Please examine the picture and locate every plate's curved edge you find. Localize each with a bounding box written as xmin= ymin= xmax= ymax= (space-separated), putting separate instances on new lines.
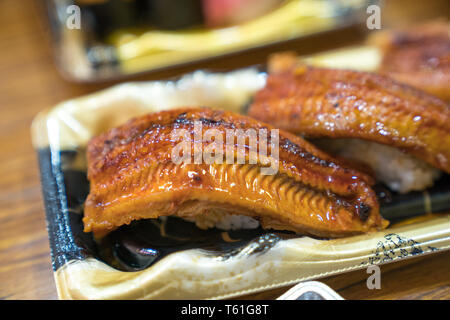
xmin=54 ymin=217 xmax=450 ymax=299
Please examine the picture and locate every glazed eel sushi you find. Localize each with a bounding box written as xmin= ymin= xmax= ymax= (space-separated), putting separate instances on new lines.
xmin=248 ymin=53 xmax=450 ymax=194
xmin=83 ymin=107 xmax=387 ymax=238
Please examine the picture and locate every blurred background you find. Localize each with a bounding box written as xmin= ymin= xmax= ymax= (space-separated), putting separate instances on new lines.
xmin=40 ymin=0 xmax=450 ymax=81
xmin=0 ymin=0 xmax=449 ymax=299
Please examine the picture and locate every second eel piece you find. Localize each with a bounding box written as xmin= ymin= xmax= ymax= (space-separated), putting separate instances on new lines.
xmin=83 ymin=107 xmax=387 ymax=238
xmin=248 ymin=53 xmax=450 ymax=193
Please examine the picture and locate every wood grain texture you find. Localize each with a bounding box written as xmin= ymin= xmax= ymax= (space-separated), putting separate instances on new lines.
xmin=0 ymin=0 xmax=448 ymax=300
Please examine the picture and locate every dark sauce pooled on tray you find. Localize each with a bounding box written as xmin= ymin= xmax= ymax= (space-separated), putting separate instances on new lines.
xmin=58 ymin=150 xmax=450 ymax=272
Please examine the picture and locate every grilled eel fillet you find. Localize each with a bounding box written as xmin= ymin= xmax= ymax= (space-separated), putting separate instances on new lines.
xmin=83 ymin=108 xmax=387 ymax=238
xmin=368 ymin=21 xmax=450 ymax=101
xmin=248 ymin=56 xmax=450 ymax=174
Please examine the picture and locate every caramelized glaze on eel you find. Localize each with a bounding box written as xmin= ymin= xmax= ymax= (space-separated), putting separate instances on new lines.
xmin=84 ymin=108 xmax=387 ymax=238
xmin=248 ymin=56 xmax=450 ymax=174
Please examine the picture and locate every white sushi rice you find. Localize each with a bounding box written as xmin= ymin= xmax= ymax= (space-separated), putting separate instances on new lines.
xmin=315 ymin=139 xmax=442 ymax=194
xmin=213 ymin=214 xmax=260 ymax=230
xmin=186 ymin=211 xmax=260 ymax=230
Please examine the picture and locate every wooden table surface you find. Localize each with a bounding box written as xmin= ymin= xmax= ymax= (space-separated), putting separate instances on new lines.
xmin=0 ymin=0 xmax=449 ymax=300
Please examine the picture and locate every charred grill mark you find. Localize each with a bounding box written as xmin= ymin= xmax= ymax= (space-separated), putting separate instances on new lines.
xmin=327 ymin=192 xmax=371 ymax=222
xmin=174 ymin=112 xmax=189 ymax=125
xmin=357 ymin=203 xmax=372 ymax=222
xmin=198 ymin=117 xmax=229 ymax=127
xmin=280 ymin=138 xmax=338 ymax=169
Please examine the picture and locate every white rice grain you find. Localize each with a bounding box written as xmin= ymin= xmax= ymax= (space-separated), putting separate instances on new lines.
xmin=315 ymin=139 xmax=442 ymax=193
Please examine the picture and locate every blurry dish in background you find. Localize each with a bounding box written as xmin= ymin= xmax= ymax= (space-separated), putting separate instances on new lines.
xmin=203 ymin=0 xmax=286 ymax=28
xmin=44 ymin=0 xmax=375 ymax=81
